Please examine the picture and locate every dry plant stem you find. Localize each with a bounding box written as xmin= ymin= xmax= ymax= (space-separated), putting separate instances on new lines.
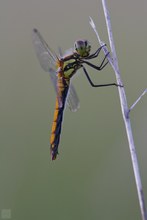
xmin=129 ymin=89 xmax=147 ymax=114
xmin=102 ymin=1 xmax=147 ymax=219
xmin=90 ymin=0 xmax=147 ymax=219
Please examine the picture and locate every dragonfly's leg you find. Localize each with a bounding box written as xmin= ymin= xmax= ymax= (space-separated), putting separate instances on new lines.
xmin=82 ymin=66 xmax=122 ymax=88
xmin=86 ymin=44 xmax=106 ymax=59
xmin=83 ymin=52 xmax=109 ymax=71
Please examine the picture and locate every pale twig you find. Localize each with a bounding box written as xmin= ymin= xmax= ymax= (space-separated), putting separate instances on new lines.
xmin=129 ymin=89 xmax=147 ymax=114
xmin=89 ymin=17 xmax=123 ymax=86
xmin=89 ymin=0 xmax=147 ymax=219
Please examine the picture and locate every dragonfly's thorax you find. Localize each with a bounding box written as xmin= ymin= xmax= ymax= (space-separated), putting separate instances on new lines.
xmin=59 ymin=53 xmax=82 ymax=79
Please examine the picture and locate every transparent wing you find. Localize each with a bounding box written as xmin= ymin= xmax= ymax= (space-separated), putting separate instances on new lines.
xmin=32 ymin=28 xmax=63 ymax=106
xmin=32 ymin=28 xmax=57 ymax=72
xmin=32 ymin=28 xmax=80 ymax=111
xmin=63 ymin=48 xmax=74 ymax=57
xmin=67 ymin=84 xmax=80 ymax=112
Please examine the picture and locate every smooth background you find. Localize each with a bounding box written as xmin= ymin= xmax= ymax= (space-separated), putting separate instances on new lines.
xmin=0 ymin=0 xmax=147 ymax=219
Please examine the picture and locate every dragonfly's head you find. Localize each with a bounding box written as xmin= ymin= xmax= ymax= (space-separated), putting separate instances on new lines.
xmin=74 ymin=40 xmax=91 ymax=57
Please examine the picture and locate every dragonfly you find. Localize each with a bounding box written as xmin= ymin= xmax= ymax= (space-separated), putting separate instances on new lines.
xmin=32 ymin=28 xmax=120 ymax=160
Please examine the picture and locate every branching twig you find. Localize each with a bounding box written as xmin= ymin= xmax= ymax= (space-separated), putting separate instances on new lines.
xmin=129 ymin=89 xmax=147 ymax=114
xmin=90 ymin=0 xmax=147 ymax=219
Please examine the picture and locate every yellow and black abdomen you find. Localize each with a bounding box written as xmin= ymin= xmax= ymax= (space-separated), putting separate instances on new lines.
xmin=50 ymin=76 xmax=69 ymax=160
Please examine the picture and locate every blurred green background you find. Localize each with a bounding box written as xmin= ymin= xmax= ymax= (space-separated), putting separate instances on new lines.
xmin=0 ymin=0 xmax=147 ymax=219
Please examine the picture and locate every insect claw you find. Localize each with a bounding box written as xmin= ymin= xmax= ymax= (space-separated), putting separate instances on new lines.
xmin=117 ymin=84 xmax=124 ymax=87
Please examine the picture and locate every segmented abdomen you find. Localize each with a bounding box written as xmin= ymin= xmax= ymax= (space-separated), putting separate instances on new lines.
xmin=50 ymin=77 xmax=69 ymax=160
